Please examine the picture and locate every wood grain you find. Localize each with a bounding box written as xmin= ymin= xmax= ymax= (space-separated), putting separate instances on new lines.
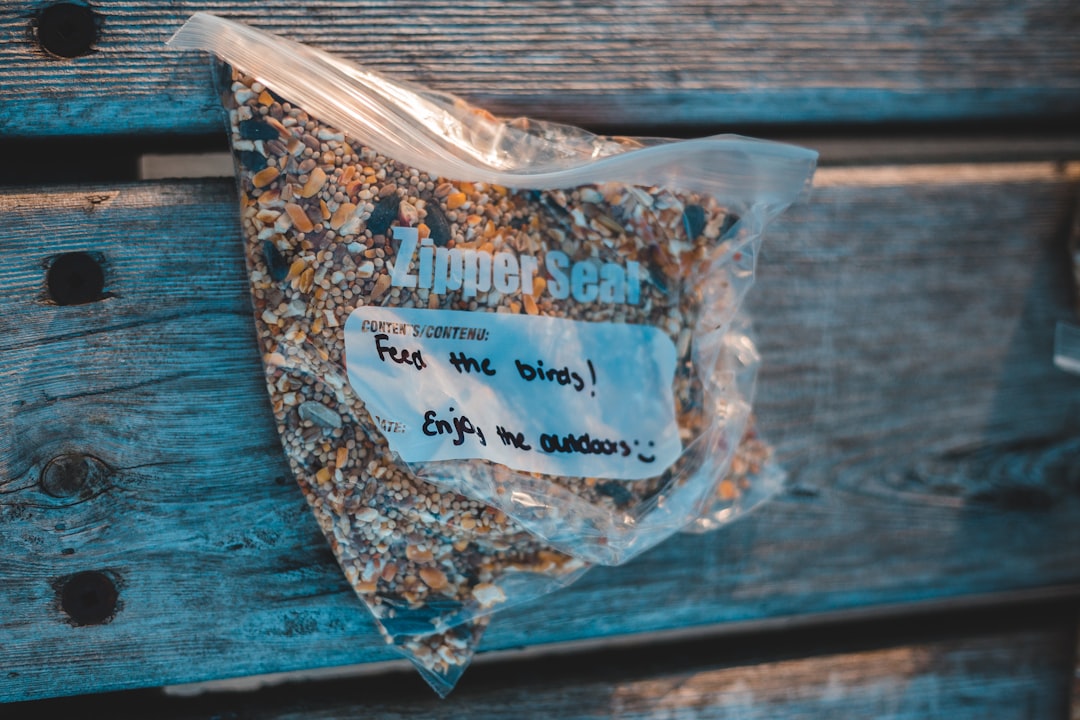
xmin=1 ymin=163 xmax=1079 ymax=702
xmin=1 ymin=0 xmax=1079 ymax=137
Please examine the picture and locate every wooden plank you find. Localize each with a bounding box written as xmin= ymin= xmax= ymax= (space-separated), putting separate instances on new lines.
xmin=1 ymin=162 xmax=1079 ymax=702
xmin=7 ymin=606 xmax=1077 ymax=718
xmin=2 ymin=0 xmax=1080 ymax=137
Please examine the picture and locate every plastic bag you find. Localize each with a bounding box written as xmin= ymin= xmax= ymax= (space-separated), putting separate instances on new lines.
xmin=682 ymin=315 xmax=784 ymax=533
xmin=169 ymin=12 xmax=814 ymax=694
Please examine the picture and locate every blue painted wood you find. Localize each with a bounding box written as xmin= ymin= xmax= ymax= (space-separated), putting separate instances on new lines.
xmin=1 ymin=164 xmax=1079 ymax=702
xmin=1 ymin=0 xmax=1079 ymax=136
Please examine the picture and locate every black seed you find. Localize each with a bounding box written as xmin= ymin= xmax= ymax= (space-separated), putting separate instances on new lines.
xmin=532 ymin=190 xmax=568 ymax=219
xmin=720 ymin=213 xmax=740 ymax=236
xmin=239 ymin=119 xmax=279 ymax=140
xmin=641 ymin=245 xmax=669 ymax=294
xmin=682 ymin=204 xmax=706 ymax=240
xmin=263 ymin=240 xmax=289 ymax=282
xmin=214 ymin=61 xmax=235 ymax=93
xmin=267 ymin=87 xmax=289 ymax=105
xmin=367 ymin=195 xmax=401 ymax=236
xmin=424 ymin=205 xmax=452 ymax=246
xmin=597 ymin=481 xmax=634 ymax=507
xmin=237 ymin=150 xmax=267 ymax=172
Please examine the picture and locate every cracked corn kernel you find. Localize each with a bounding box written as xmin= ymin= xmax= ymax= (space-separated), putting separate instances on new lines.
xmin=419 ymin=567 xmax=448 ymax=590
xmin=252 ymin=167 xmax=280 ymax=188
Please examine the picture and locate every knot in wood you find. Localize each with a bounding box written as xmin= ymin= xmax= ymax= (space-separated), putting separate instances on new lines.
xmin=40 ymin=453 xmax=108 ymax=498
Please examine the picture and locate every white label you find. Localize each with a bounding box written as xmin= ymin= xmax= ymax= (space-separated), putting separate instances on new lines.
xmin=343 ymin=307 xmax=681 ymax=480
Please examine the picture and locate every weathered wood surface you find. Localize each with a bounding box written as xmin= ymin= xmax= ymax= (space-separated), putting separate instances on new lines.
xmin=8 ymin=607 xmax=1077 ymax=719
xmin=1 ymin=162 xmax=1079 ymax=703
xmin=2 ymin=0 xmax=1080 ymax=137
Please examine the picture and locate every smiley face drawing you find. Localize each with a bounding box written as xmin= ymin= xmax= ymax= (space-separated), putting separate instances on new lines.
xmin=634 ymin=440 xmax=656 ymax=463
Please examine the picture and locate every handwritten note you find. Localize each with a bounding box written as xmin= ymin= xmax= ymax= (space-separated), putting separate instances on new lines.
xmin=344 ymin=307 xmax=680 ymax=480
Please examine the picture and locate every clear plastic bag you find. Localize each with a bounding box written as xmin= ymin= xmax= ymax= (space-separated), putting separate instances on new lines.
xmin=169 ymin=12 xmax=814 ymax=694
xmin=683 ymin=316 xmax=785 ymax=534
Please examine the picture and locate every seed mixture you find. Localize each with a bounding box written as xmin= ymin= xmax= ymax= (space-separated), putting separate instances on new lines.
xmin=220 ymin=65 xmax=767 ymax=678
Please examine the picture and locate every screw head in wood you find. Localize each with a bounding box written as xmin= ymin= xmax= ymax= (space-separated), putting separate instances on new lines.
xmin=35 ymin=2 xmax=99 ymax=59
xmin=59 ymin=571 xmax=118 ymax=625
xmin=46 ymin=252 xmax=106 ymax=306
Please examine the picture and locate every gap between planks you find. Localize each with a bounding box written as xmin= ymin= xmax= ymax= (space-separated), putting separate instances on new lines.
xmin=135 ymin=140 xmax=1080 ymax=182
